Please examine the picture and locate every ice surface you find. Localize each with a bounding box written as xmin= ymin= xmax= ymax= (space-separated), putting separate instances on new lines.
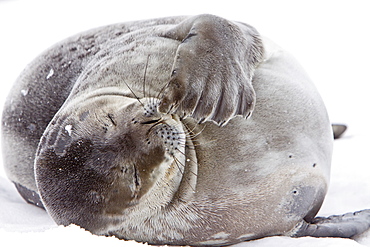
xmin=1 ymin=0 xmax=369 ymax=246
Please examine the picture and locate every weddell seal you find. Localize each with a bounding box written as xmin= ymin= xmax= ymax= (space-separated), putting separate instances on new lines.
xmin=2 ymin=14 xmax=369 ymax=245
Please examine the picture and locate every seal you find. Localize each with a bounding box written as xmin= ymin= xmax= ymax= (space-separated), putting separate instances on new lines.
xmin=2 ymin=14 xmax=370 ymax=246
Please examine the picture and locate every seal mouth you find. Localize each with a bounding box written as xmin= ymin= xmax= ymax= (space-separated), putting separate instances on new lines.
xmin=143 ymin=115 xmax=186 ymax=156
xmin=141 ymin=119 xmax=161 ymax=125
xmin=141 ymin=114 xmax=180 ymax=132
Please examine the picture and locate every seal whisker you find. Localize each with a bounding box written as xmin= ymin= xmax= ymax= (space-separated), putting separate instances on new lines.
xmin=156 ymin=76 xmax=168 ymax=99
xmin=180 ymin=122 xmax=218 ymax=147
xmin=182 ymin=124 xmax=206 ymax=140
xmin=123 ymin=80 xmax=145 ymax=108
xmin=177 ymin=139 xmax=214 ymax=149
xmin=174 ymin=138 xmax=189 ymax=150
xmin=145 ymin=120 xmax=164 ymax=136
xmin=181 ymin=120 xmax=206 ymax=139
xmin=190 ymin=126 xmax=206 ymax=139
xmin=174 ymin=148 xmax=198 ymax=172
xmin=181 ymin=121 xmax=198 ymax=135
xmin=142 ymin=55 xmax=150 ymax=99
xmin=191 ymin=139 xmax=217 ymax=146
xmin=177 ymin=142 xmax=199 ymax=152
xmin=173 ymin=156 xmax=197 ymax=193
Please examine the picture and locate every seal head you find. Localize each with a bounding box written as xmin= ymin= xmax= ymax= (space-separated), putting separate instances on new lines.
xmin=35 ymin=96 xmax=188 ymax=233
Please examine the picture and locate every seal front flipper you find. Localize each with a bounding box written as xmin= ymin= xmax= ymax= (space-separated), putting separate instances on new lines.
xmin=159 ymin=14 xmax=264 ymax=125
xmin=292 ymin=209 xmax=370 ymax=238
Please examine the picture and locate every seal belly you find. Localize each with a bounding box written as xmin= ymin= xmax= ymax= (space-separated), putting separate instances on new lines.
xmin=188 ymin=38 xmax=333 ymax=240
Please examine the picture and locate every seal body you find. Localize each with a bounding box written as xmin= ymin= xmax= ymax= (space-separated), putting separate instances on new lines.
xmin=4 ymin=15 xmax=366 ymax=246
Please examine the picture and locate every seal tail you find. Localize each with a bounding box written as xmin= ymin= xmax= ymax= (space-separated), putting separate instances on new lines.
xmin=332 ymin=124 xmax=347 ymax=139
xmin=292 ymin=209 xmax=370 ymax=238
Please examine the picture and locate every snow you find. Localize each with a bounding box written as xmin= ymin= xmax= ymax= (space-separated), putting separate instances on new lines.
xmin=20 ymin=89 xmax=28 ymax=96
xmin=65 ymin=124 xmax=73 ymax=136
xmin=46 ymin=68 xmax=54 ymax=80
xmin=1 ymin=0 xmax=370 ymax=246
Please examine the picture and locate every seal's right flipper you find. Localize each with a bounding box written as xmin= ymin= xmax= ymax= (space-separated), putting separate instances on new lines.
xmin=293 ymin=210 xmax=370 ymax=238
xmin=159 ymin=14 xmax=264 ymax=126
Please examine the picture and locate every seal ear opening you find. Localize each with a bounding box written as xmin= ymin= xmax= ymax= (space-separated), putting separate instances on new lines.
xmin=332 ymin=124 xmax=347 ymax=139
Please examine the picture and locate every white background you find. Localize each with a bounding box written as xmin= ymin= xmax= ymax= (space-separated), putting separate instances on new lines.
xmin=0 ymin=0 xmax=369 ymax=246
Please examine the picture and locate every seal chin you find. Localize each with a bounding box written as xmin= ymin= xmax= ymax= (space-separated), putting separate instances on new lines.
xmin=35 ymin=96 xmax=188 ymax=233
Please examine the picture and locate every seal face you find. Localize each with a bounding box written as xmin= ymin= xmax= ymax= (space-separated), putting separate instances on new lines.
xmin=3 ymin=14 xmax=370 ymax=246
xmin=35 ymin=96 xmax=189 ymax=233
